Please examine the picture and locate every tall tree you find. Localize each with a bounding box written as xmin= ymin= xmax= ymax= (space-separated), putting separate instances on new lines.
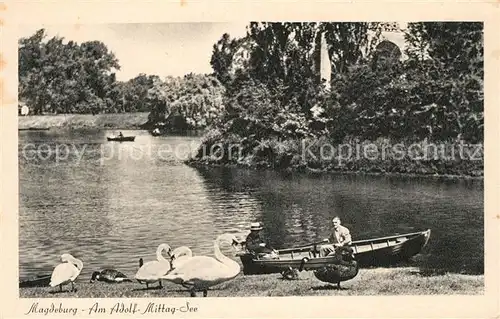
xmin=404 ymin=22 xmax=483 ymax=142
xmin=210 ymin=33 xmax=242 ymax=86
xmin=18 ymin=29 xmax=121 ymax=114
xmin=19 ymin=29 xmax=48 ymax=115
xmin=321 ymin=22 xmax=380 ymax=75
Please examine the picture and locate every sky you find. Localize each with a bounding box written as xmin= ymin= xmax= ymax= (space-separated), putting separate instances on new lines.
xmin=17 ymin=22 xmax=410 ymax=82
xmin=17 ymin=23 xmax=249 ymax=81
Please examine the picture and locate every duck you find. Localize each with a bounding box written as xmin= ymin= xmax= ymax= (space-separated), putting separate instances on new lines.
xmin=135 ymin=243 xmax=172 ymax=289
xmin=49 ymin=253 xmax=83 ymax=292
xmin=161 ymin=233 xmax=242 ymax=297
xmin=170 ymin=246 xmax=193 ymax=269
xmin=90 ymin=269 xmax=131 ymax=283
xmin=313 ymin=246 xmax=359 ymax=289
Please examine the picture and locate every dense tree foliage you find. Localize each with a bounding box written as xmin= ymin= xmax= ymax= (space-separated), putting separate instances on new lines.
xmin=144 ymin=73 xmax=225 ymax=130
xmin=19 ymin=29 xmax=120 ymax=115
xmin=403 ymin=22 xmax=483 ymax=143
xmin=203 ymin=22 xmax=483 ymax=143
xmin=18 ymin=29 xmax=225 ymax=130
xmin=210 ymin=33 xmax=242 ymax=85
xmin=19 ymin=22 xmax=484 ymax=156
xmin=191 ymin=22 xmax=483 ymax=176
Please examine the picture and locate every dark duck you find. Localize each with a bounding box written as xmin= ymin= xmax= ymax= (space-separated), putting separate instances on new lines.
xmin=90 ymin=269 xmax=131 ymax=283
xmin=313 ymin=246 xmax=359 ymax=288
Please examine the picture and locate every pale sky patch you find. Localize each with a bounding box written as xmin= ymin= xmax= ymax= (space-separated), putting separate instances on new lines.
xmin=17 ymin=22 xmax=410 ymax=81
xmin=17 ymin=23 xmax=249 ymax=81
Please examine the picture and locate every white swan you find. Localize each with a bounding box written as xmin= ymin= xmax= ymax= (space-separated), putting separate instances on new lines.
xmin=171 ymin=246 xmax=193 ymax=269
xmin=161 ymin=233 xmax=242 ymax=297
xmin=135 ymin=243 xmax=172 ymax=289
xmin=50 ymin=253 xmax=83 ymax=292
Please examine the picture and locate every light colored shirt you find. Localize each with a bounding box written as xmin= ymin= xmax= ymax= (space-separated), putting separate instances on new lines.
xmin=329 ymin=225 xmax=352 ymax=245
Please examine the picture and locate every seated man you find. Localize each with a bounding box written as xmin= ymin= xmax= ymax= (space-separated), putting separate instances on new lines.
xmin=245 ymin=222 xmax=278 ymax=259
xmin=319 ymin=216 xmax=352 ymax=257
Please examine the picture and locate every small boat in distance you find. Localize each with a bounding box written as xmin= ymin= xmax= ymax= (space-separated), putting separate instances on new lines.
xmin=150 ymin=128 xmax=162 ymax=136
xmin=107 ymin=136 xmax=135 ymax=142
xmin=19 ymin=127 xmax=50 ymax=131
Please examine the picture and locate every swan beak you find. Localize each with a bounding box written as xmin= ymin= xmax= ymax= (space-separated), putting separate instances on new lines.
xmin=232 ymin=239 xmax=242 ymax=250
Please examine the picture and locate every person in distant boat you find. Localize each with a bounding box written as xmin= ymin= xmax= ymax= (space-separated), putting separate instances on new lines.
xmin=118 ymin=132 xmax=124 ymax=138
xmin=319 ymin=216 xmax=352 ymax=257
xmin=245 ymin=222 xmax=278 ymax=258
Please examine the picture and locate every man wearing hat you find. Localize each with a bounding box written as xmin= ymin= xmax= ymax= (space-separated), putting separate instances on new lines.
xmin=245 ymin=222 xmax=276 ymax=256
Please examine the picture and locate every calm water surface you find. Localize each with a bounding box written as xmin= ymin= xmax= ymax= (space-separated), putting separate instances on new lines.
xmin=18 ymin=129 xmax=484 ymax=281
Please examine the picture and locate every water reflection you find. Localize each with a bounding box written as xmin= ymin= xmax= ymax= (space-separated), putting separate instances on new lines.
xmin=19 ymin=130 xmax=483 ymax=281
xmin=194 ymin=167 xmax=483 ymax=274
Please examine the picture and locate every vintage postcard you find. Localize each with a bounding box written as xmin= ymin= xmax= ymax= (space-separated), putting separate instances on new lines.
xmin=1 ymin=1 xmax=499 ymax=318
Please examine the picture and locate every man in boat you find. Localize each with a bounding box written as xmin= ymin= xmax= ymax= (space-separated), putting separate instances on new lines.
xmin=118 ymin=132 xmax=124 ymax=138
xmin=244 ymin=222 xmax=278 ymax=259
xmin=319 ymin=216 xmax=352 ymax=257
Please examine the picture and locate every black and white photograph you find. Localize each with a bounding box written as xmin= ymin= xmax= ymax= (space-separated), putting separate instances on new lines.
xmin=1 ymin=1 xmax=498 ymax=318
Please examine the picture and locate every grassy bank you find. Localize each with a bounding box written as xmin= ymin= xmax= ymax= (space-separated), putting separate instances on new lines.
xmin=187 ymin=134 xmax=484 ymax=179
xmin=19 ymin=268 xmax=483 ymax=298
xmin=18 ymin=113 xmax=150 ymax=130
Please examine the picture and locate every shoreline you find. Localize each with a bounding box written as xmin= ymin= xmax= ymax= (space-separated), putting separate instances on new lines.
xmin=18 ymin=113 xmax=483 ymax=181
xmin=18 ymin=113 xmax=150 ymax=130
xmin=185 ymin=160 xmax=484 ymax=181
xmin=185 ymin=134 xmax=484 ymax=180
xmin=19 ymin=267 xmax=484 ymax=298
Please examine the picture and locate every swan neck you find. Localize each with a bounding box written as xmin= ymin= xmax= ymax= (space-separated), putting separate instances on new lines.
xmin=213 ymin=236 xmax=238 ymax=271
xmin=157 ymin=245 xmax=169 ymax=262
xmin=69 ymin=256 xmax=83 ymax=272
xmin=213 ymin=238 xmax=225 ymax=263
xmin=175 ymin=247 xmax=192 ymax=258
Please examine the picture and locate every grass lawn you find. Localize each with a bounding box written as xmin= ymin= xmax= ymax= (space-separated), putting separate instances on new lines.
xmin=19 ymin=267 xmax=483 ymax=298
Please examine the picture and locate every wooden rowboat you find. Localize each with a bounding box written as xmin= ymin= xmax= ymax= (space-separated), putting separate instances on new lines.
xmin=349 ymin=229 xmax=431 ymax=267
xmin=107 ymin=136 xmax=135 ymax=142
xmin=19 ymin=274 xmax=52 ymax=288
xmin=238 ymin=249 xmax=351 ymax=275
xmin=238 ymin=229 xmax=431 ymax=275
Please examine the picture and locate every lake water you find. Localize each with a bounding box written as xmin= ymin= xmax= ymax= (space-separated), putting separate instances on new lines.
xmin=18 ymin=129 xmax=484 ymax=281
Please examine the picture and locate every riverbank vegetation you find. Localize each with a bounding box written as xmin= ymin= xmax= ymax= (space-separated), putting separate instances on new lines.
xmin=18 ymin=30 xmax=225 ymax=131
xmin=18 ymin=22 xmax=483 ymax=177
xmin=19 ymin=267 xmax=483 ymax=298
xmin=187 ymin=22 xmax=483 ymax=178
xmin=18 ymin=112 xmax=150 ymax=130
